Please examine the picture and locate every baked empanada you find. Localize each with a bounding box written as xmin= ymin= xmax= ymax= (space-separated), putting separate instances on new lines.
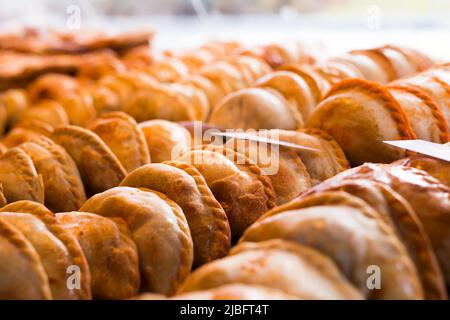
xmin=224 ymin=138 xmax=312 ymax=205
xmin=0 ymin=147 xmax=44 ymax=203
xmin=56 ymin=211 xmax=140 ymax=300
xmin=394 ymin=154 xmax=450 ymax=188
xmin=120 ymin=162 xmax=231 ymax=266
xmin=307 ymin=78 xmax=416 ymax=165
xmin=300 ymin=179 xmax=446 ymax=299
xmin=0 ymin=88 xmax=28 ymax=128
xmin=178 ymin=239 xmax=362 ymax=300
xmin=89 ymin=112 xmax=150 ymax=172
xmin=2 ymin=119 xmax=53 ymax=148
xmin=256 ymin=71 xmax=316 ymax=122
xmin=244 ymin=191 xmax=423 ymax=299
xmin=317 ymin=163 xmax=450 ymax=286
xmin=18 ymin=136 xmax=86 ymax=212
xmin=176 ymin=147 xmax=276 ymax=238
xmin=51 ymin=125 xmax=126 ymax=195
xmin=209 ymin=88 xmax=302 ymax=130
xmin=0 ymin=216 xmax=51 ymax=299
xmin=0 ymin=211 xmax=89 ymax=299
xmin=138 ymin=119 xmax=192 ymax=163
xmin=257 ymin=129 xmax=349 ymax=185
xmin=19 ymin=100 xmax=69 ymax=128
xmin=80 ymin=186 xmax=193 ymax=295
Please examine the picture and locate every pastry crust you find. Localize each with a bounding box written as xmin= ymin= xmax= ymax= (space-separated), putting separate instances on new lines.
xmin=56 ymin=211 xmax=140 ymax=300
xmin=300 ymin=179 xmax=446 ymax=299
xmin=138 ymin=119 xmax=192 ymax=163
xmin=19 ymin=100 xmax=69 ymax=128
xmin=52 ymin=125 xmax=126 ymax=195
xmin=256 ymin=129 xmax=349 ymax=185
xmin=0 ymin=183 xmax=6 ymax=207
xmin=89 ymin=112 xmax=150 ymax=172
xmin=0 ymin=88 xmax=28 ymax=127
xmin=172 ymin=284 xmax=299 ymax=300
xmin=320 ymin=163 xmax=450 ymax=286
xmin=209 ymin=88 xmax=302 ymax=130
xmin=394 ymin=154 xmax=450 ymax=188
xmin=18 ymin=136 xmax=86 ymax=212
xmin=0 ymin=147 xmax=44 ymax=203
xmin=120 ymin=162 xmax=231 ymax=266
xmin=178 ymin=239 xmax=363 ymax=300
xmin=256 ymin=71 xmax=316 ymax=122
xmin=80 ymin=186 xmax=193 ymax=295
xmin=245 ymin=191 xmax=424 ymax=299
xmin=388 ymin=85 xmax=449 ymax=143
xmin=0 ymin=216 xmax=52 ymax=299
xmin=307 ymin=78 xmax=416 ymax=165
xmin=225 ymin=137 xmax=312 ymax=204
xmin=176 ymin=146 xmax=276 ymax=238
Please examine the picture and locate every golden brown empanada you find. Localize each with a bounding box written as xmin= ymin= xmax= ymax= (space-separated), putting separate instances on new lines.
xmin=256 ymin=71 xmax=316 ymax=122
xmin=120 ymin=162 xmax=231 ymax=266
xmin=0 ymin=88 xmax=28 ymax=128
xmin=300 ymin=179 xmax=446 ymax=299
xmin=56 ymin=211 xmax=140 ymax=300
xmin=18 ymin=136 xmax=86 ymax=212
xmin=317 ymin=163 xmax=450 ymax=286
xmin=0 ymin=216 xmax=51 ymax=299
xmin=0 ymin=183 xmax=6 ymax=207
xmin=80 ymin=186 xmax=193 ymax=295
xmin=180 ymin=75 xmax=226 ymax=114
xmin=163 ymin=83 xmax=210 ymax=121
xmin=2 ymin=119 xmax=53 ymax=148
xmin=176 ymin=147 xmax=276 ymax=238
xmin=244 ymin=191 xmax=423 ymax=299
xmin=52 ymin=125 xmax=126 ymax=195
xmin=209 ymin=88 xmax=302 ymax=130
xmin=138 ymin=119 xmax=192 ymax=162
xmin=257 ymin=129 xmax=349 ymax=185
xmin=178 ymin=239 xmax=362 ymax=300
xmin=89 ymin=112 xmax=150 ymax=172
xmin=387 ymin=85 xmax=449 ymax=142
xmin=307 ymin=78 xmax=416 ymax=165
xmin=394 ymin=154 xmax=450 ymax=188
xmin=225 ymin=138 xmax=312 ymax=205
xmin=0 ymin=147 xmax=44 ymax=203
xmin=19 ymin=100 xmax=69 ymax=128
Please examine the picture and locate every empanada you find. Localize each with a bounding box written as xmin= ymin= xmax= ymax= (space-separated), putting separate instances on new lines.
xmin=257 ymin=129 xmax=349 ymax=185
xmin=18 ymin=136 xmax=86 ymax=212
xmin=0 ymin=216 xmax=51 ymax=299
xmin=56 ymin=211 xmax=140 ymax=300
xmin=0 ymin=147 xmax=44 ymax=203
xmin=138 ymin=119 xmax=192 ymax=162
xmin=316 ymin=163 xmax=450 ymax=286
xmin=80 ymin=186 xmax=193 ymax=295
xmin=387 ymin=85 xmax=448 ymax=142
xmin=120 ymin=162 xmax=231 ymax=266
xmin=209 ymin=88 xmax=302 ymax=130
xmin=307 ymin=78 xmax=416 ymax=165
xmin=256 ymin=71 xmax=316 ymax=122
xmin=178 ymin=239 xmax=362 ymax=300
xmin=0 ymin=211 xmax=89 ymax=299
xmin=52 ymin=125 xmax=126 ymax=195
xmin=394 ymin=154 xmax=450 ymax=188
xmin=19 ymin=100 xmax=69 ymax=128
xmin=224 ymin=138 xmax=312 ymax=205
xmin=89 ymin=112 xmax=150 ymax=172
xmin=0 ymin=88 xmax=28 ymax=127
xmin=300 ymin=179 xmax=446 ymax=299
xmin=176 ymin=147 xmax=276 ymax=238
xmin=2 ymin=119 xmax=53 ymax=148
xmin=244 ymin=191 xmax=423 ymax=299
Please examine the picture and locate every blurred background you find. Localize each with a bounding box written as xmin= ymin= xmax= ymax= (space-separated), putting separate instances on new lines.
xmin=0 ymin=0 xmax=449 ymax=58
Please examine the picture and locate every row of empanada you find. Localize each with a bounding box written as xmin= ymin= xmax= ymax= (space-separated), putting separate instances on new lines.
xmin=209 ymin=45 xmax=435 ymax=130
xmin=165 ymin=162 xmax=449 ymax=300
